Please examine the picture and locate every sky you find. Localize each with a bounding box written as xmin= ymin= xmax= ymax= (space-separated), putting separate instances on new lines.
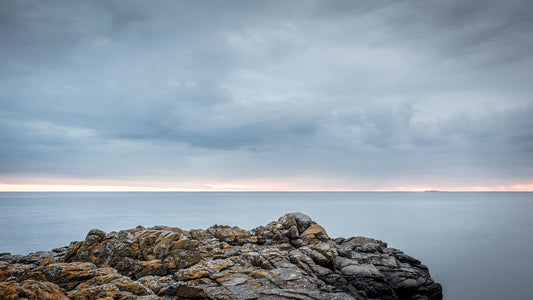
xmin=1 ymin=0 xmax=533 ymax=191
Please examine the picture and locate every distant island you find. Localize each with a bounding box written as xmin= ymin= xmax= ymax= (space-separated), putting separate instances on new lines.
xmin=0 ymin=213 xmax=442 ymax=299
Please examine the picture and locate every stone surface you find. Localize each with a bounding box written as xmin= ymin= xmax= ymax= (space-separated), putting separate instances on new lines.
xmin=0 ymin=213 xmax=442 ymax=299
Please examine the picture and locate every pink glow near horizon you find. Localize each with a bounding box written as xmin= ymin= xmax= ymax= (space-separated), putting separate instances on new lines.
xmin=1 ymin=181 xmax=532 ymax=192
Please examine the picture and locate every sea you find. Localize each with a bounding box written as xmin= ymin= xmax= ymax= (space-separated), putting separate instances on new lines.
xmin=0 ymin=191 xmax=532 ymax=300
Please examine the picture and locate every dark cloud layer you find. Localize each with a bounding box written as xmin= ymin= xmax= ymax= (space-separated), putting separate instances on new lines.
xmin=1 ymin=0 xmax=533 ymax=189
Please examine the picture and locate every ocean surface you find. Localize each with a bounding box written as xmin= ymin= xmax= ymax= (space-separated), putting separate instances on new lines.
xmin=0 ymin=192 xmax=532 ymax=299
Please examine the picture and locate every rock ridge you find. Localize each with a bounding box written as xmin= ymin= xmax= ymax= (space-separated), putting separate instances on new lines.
xmin=0 ymin=212 xmax=442 ymax=299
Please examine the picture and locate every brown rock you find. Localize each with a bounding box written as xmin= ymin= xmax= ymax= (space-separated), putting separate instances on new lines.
xmin=207 ymin=225 xmax=251 ymax=245
xmin=84 ymin=229 xmax=106 ymax=246
xmin=175 ymin=258 xmax=233 ymax=281
xmin=67 ymin=283 xmax=120 ymax=299
xmin=135 ymin=259 xmax=167 ymax=278
xmin=0 ymin=279 xmax=68 ymax=300
xmin=301 ymin=223 xmax=329 ymax=241
xmin=0 ymin=213 xmax=442 ymax=300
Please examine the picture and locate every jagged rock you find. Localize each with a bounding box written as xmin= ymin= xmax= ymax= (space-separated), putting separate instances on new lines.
xmin=0 ymin=279 xmax=68 ymax=300
xmin=0 ymin=213 xmax=442 ymax=299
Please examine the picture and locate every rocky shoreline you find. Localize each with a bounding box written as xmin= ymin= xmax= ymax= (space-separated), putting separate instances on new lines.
xmin=0 ymin=213 xmax=442 ymax=299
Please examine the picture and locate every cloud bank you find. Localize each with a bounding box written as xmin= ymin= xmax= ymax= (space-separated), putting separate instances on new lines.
xmin=1 ymin=0 xmax=533 ymax=190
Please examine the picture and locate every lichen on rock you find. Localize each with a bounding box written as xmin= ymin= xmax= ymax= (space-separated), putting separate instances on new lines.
xmin=0 ymin=213 xmax=442 ymax=299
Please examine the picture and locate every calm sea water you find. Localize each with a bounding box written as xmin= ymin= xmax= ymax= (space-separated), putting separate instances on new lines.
xmin=0 ymin=192 xmax=532 ymax=299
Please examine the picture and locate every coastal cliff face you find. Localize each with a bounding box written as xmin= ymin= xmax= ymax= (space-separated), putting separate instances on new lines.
xmin=0 ymin=213 xmax=442 ymax=300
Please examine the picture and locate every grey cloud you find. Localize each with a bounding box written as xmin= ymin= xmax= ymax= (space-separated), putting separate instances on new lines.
xmin=1 ymin=0 xmax=533 ymax=188
xmin=181 ymin=117 xmax=318 ymax=150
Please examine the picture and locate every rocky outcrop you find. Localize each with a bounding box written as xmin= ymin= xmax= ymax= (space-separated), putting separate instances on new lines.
xmin=0 ymin=213 xmax=442 ymax=299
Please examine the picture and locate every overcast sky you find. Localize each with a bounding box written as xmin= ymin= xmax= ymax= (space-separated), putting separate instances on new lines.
xmin=1 ymin=0 xmax=532 ymax=191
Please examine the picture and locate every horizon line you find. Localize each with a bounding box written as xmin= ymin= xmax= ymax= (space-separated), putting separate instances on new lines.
xmin=1 ymin=183 xmax=532 ymax=192
xmin=1 ymin=190 xmax=532 ymax=193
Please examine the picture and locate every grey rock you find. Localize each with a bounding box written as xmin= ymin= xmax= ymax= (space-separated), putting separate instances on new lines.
xmin=84 ymin=228 xmax=106 ymax=245
xmin=0 ymin=212 xmax=442 ymax=300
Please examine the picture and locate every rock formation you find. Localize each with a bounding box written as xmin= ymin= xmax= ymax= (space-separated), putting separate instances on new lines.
xmin=0 ymin=213 xmax=442 ymax=299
